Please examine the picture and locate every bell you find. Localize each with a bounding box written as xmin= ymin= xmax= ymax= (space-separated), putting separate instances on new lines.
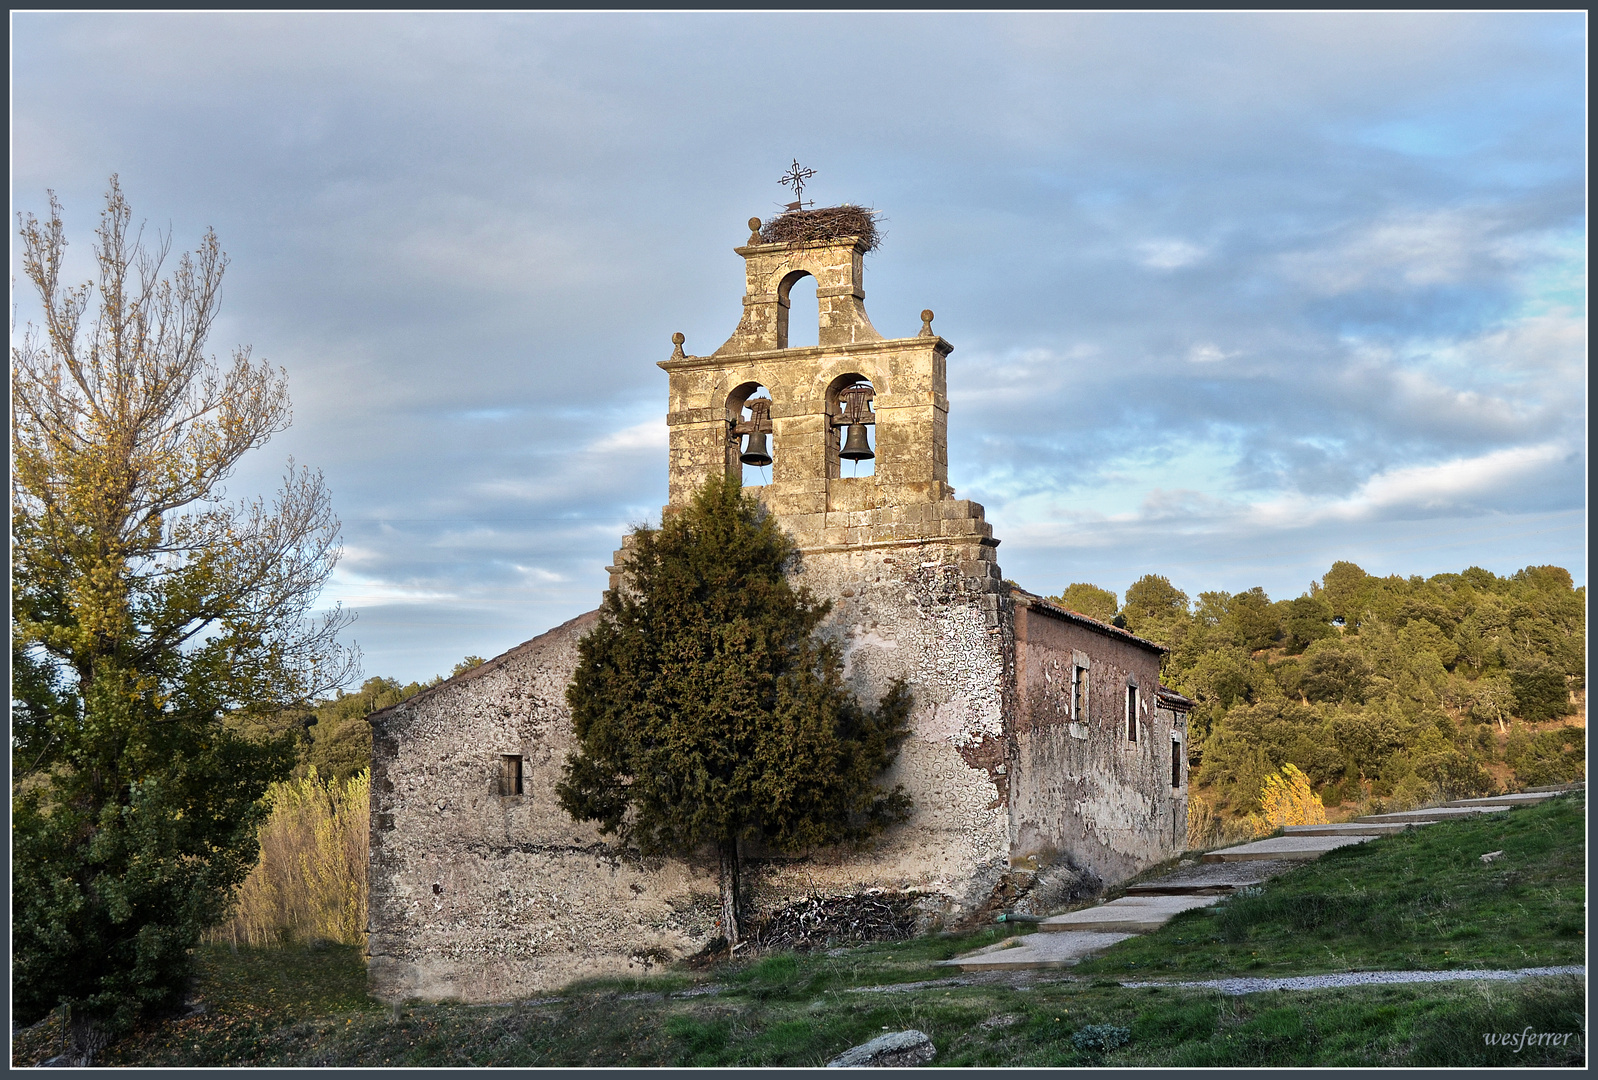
xmin=740 ymin=430 xmax=773 ymax=467
xmin=839 ymin=423 xmax=874 ymax=461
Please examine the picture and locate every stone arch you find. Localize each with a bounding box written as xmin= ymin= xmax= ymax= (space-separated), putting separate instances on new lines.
xmin=725 ymin=381 xmax=774 ymax=486
xmin=776 ymin=269 xmax=816 ymax=350
xmin=825 ymin=370 xmax=877 ymax=479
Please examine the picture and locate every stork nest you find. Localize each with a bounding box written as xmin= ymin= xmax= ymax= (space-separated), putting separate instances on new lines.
xmin=760 ymin=205 xmax=882 ymax=251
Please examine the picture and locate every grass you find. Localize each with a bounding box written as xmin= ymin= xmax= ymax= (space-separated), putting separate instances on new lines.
xmin=1077 ymin=789 xmax=1585 ymax=978
xmin=10 ymin=794 xmax=1585 ymax=1068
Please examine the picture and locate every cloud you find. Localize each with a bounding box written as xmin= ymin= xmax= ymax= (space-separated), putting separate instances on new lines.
xmin=1249 ymin=442 xmax=1573 ymax=526
xmin=12 ymin=11 xmax=1584 ymax=681
xmin=1138 ymin=239 xmax=1207 ymax=270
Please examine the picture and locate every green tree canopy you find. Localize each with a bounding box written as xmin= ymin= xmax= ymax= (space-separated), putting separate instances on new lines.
xmin=557 ymin=475 xmax=912 ymax=946
xmin=1052 ymin=582 xmax=1119 ymax=623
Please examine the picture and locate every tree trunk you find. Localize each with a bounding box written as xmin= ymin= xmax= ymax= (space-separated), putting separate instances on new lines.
xmin=717 ymin=837 xmax=741 ymax=948
xmin=68 ymin=1011 xmax=110 ymax=1067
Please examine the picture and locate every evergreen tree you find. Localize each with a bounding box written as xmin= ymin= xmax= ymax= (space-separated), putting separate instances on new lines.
xmin=557 ymin=476 xmax=912 ymax=946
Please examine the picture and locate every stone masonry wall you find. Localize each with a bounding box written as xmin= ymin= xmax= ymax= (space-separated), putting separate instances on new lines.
xmin=1008 ymin=595 xmax=1187 ymax=887
xmin=368 ymin=549 xmax=1015 ymax=1005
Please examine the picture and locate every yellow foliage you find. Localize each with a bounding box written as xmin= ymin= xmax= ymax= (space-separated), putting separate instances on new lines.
xmin=1249 ymin=763 xmax=1328 ymax=833
xmin=210 ymin=768 xmax=369 ymax=947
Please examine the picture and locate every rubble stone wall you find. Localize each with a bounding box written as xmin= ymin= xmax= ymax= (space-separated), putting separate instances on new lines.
xmin=1008 ymin=597 xmax=1188 ymax=887
xmin=367 ymin=546 xmax=1016 ymax=1004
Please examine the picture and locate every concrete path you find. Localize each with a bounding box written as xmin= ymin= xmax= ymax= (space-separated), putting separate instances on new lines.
xmin=1201 ymin=833 xmax=1378 ymax=862
xmin=1038 ymin=894 xmax=1223 ymax=933
xmin=937 ymin=931 xmax=1136 ymax=971
xmin=1443 ymin=791 xmax=1568 ymax=807
xmin=1120 ymin=965 xmax=1585 ymax=996
xmin=1124 ymin=860 xmax=1296 ymax=895
xmin=1353 ymin=806 xmax=1512 ymax=823
xmin=1280 ymin=822 xmax=1414 ymax=836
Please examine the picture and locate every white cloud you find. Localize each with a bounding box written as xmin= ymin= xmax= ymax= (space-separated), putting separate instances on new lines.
xmin=1249 ymin=441 xmax=1572 ymax=527
xmin=1138 ymin=239 xmax=1207 ymax=270
xmin=589 ymin=419 xmax=668 ymax=454
xmin=1281 ymin=208 xmax=1521 ymax=295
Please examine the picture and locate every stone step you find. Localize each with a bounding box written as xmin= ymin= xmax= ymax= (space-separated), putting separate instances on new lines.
xmin=1122 ymin=859 xmax=1298 ymax=896
xmin=1281 ymin=822 xmax=1422 ymax=836
xmin=1353 ymin=806 xmax=1511 ymax=823
xmin=1039 ymin=894 xmax=1222 ymax=933
xmin=937 ymin=930 xmax=1135 ymax=971
xmin=1441 ymin=791 xmax=1568 ymax=807
xmin=1202 ymin=834 xmax=1378 ymax=863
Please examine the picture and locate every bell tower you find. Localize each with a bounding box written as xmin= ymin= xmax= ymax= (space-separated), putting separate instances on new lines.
xmin=646 ymin=212 xmax=1000 ymax=586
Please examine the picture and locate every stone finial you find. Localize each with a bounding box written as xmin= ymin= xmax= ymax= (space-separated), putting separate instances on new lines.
xmin=747 ymin=217 xmax=763 ymax=244
xmin=919 ymin=309 xmax=935 ymax=337
xmin=670 ymin=331 xmax=686 ymax=359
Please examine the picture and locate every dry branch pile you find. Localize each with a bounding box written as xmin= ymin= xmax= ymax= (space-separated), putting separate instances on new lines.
xmin=760 ymin=205 xmax=882 ymax=251
xmin=753 ymin=891 xmax=918 ymax=951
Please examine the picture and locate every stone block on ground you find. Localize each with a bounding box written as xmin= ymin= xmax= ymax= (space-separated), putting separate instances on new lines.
xmin=1201 ymin=834 xmax=1377 ymax=863
xmin=1039 ymin=894 xmax=1221 ymax=932
xmin=826 ymin=1029 xmax=936 ymax=1067
xmin=938 ymin=931 xmax=1134 ymax=971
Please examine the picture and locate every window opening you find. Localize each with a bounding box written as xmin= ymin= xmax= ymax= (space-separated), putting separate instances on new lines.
xmin=1126 ymin=683 xmax=1139 ymax=743
xmin=1071 ymin=664 xmax=1089 ymax=722
xmin=1171 ymin=732 xmax=1183 ymax=789
xmin=499 ymin=754 xmax=523 ymax=796
xmin=734 ymin=395 xmax=774 ymax=488
xmin=785 ymin=274 xmax=818 ymax=349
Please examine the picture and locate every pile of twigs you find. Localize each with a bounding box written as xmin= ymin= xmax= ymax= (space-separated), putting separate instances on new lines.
xmin=760 ymin=205 xmax=881 ymax=251
xmin=753 ymin=891 xmax=918 ymax=951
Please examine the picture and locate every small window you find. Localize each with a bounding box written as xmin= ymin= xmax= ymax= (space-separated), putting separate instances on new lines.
xmin=1171 ymin=733 xmax=1183 ymax=789
xmin=498 ymin=754 xmax=524 ymax=796
xmin=1071 ymin=664 xmax=1089 ymax=722
xmin=1125 ymin=684 xmax=1139 ymax=743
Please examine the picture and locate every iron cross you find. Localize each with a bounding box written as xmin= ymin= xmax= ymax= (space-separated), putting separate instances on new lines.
xmin=780 ymin=159 xmax=816 ymax=210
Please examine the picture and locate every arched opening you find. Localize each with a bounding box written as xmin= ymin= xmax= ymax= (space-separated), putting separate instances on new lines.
xmin=826 ymin=372 xmax=876 ymax=478
xmin=778 ymin=271 xmax=818 ymax=350
xmin=726 ymin=382 xmax=774 ymax=489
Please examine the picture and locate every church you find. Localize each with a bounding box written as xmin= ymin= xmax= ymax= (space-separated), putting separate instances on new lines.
xmin=366 ymin=209 xmax=1192 ymax=1004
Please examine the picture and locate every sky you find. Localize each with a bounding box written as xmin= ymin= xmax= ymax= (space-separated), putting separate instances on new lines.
xmin=11 ymin=12 xmax=1587 ymax=686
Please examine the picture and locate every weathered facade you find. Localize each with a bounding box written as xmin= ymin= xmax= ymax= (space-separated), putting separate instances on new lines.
xmin=368 ymin=214 xmax=1189 ymax=1004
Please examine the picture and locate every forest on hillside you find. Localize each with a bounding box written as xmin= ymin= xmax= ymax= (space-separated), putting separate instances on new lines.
xmin=1055 ymin=561 xmax=1586 ymax=818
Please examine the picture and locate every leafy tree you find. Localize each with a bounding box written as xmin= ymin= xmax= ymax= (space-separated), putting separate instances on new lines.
xmin=1122 ymin=574 xmax=1189 ymax=629
xmin=451 ymin=655 xmax=487 ymax=677
xmin=557 ymin=475 xmax=913 ymax=946
xmin=11 ymin=178 xmax=357 ymax=1059
xmin=1509 ymin=660 xmax=1570 ymax=723
xmin=1282 ymin=594 xmax=1336 ymax=653
xmin=1320 ymin=560 xmax=1372 ymax=627
xmin=1052 ymin=582 xmax=1118 ymax=623
xmin=1299 ymin=639 xmax=1374 ymax=704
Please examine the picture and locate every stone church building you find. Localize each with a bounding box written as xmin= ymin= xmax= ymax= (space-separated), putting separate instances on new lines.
xmin=367 ymin=213 xmax=1192 ymax=1003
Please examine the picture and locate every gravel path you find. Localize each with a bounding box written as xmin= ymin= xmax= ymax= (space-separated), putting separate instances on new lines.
xmin=1120 ymin=965 xmax=1584 ymax=995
